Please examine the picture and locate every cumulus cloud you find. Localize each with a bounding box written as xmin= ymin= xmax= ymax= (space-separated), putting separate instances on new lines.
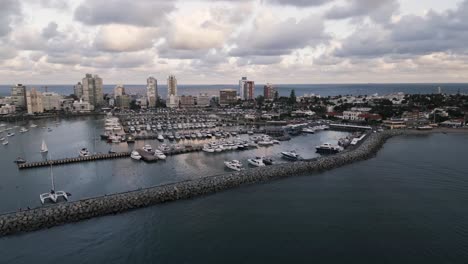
xmin=74 ymin=0 xmax=175 ymax=26
xmin=326 ymin=0 xmax=399 ymax=24
xmin=94 ymin=24 xmax=157 ymax=52
xmin=0 ymin=0 xmax=21 ymax=37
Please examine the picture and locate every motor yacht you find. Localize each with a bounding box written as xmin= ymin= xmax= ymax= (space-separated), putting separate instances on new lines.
xmin=19 ymin=127 xmax=28 ymax=133
xmin=224 ymin=160 xmax=243 ymax=171
xmin=14 ymin=157 xmax=26 ymax=164
xmin=154 ymin=150 xmax=167 ymax=160
xmin=142 ymin=144 xmax=153 ymax=152
xmin=79 ymin=148 xmax=91 ymax=157
xmin=247 ymin=157 xmax=266 ymax=167
xmin=302 ymin=127 xmax=315 ymax=134
xmin=315 ymin=143 xmax=343 ymax=154
xmin=157 ymin=134 xmax=164 ymax=141
xmin=131 ymin=150 xmax=142 ymax=160
xmin=281 ymin=151 xmax=300 ymax=160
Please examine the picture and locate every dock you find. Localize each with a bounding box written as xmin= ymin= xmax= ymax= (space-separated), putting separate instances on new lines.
xmin=136 ymin=145 xmax=204 ymax=162
xmin=17 ymin=152 xmax=131 ymax=169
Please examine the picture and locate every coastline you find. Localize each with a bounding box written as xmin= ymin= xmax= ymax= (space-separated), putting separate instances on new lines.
xmin=0 ymin=128 xmax=466 ymax=237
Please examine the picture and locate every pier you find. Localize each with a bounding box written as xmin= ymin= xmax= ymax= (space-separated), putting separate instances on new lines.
xmin=17 ymin=152 xmax=132 ymax=169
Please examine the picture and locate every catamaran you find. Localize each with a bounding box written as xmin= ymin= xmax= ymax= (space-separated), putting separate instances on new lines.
xmin=40 ymin=154 xmax=68 ymax=204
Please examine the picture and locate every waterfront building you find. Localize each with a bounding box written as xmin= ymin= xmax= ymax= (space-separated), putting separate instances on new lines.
xmin=114 ymin=84 xmax=125 ymax=99
xmin=166 ymin=75 xmax=178 ymax=108
xmin=115 ymin=95 xmax=131 ymax=109
xmin=220 ymin=89 xmax=237 ymax=106
xmin=10 ymin=84 xmax=27 ymax=109
xmin=74 ymin=82 xmax=83 ymax=99
xmin=264 ymin=83 xmax=276 ymax=100
xmin=179 ymin=95 xmax=195 ymax=107
xmin=243 ymin=81 xmax=255 ymax=100
xmin=73 ymin=99 xmax=94 ymax=112
xmin=197 ymin=93 xmax=211 ymax=107
xmin=146 ymin=77 xmax=157 ymax=108
xmin=239 ymin=77 xmax=247 ymax=99
xmin=42 ymin=92 xmax=62 ymax=111
xmin=136 ymin=97 xmax=148 ymax=109
xmin=26 ymin=88 xmax=44 ymax=114
xmin=0 ymin=104 xmax=16 ymax=115
xmin=60 ymin=99 xmax=74 ymax=112
xmin=82 ymin=74 xmax=104 ymax=108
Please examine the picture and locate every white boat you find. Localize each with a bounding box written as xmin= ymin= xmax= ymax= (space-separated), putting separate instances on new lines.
xmin=247 ymin=157 xmax=266 ymax=167
xmin=281 ymin=151 xmax=300 ymax=160
xmin=79 ymin=148 xmax=91 ymax=157
xmin=302 ymin=127 xmax=315 ymax=134
xmin=203 ymin=146 xmax=215 ymax=153
xmin=131 ymin=150 xmax=142 ymax=160
xmin=40 ymin=140 xmax=48 ymax=153
xmin=2 ymin=141 xmax=8 ymax=145
xmin=40 ymin=155 xmax=68 ymax=204
xmin=7 ymin=132 xmax=14 ymax=137
xmin=19 ymin=127 xmax=28 ymax=133
xmin=30 ymin=124 xmax=38 ymax=128
xmin=154 ymin=150 xmax=166 ymax=160
xmin=142 ymin=144 xmax=153 ymax=152
xmin=224 ymin=160 xmax=243 ymax=171
xmin=157 ymin=134 xmax=164 ymax=141
xmin=258 ymin=140 xmax=274 ymax=146
xmin=315 ymin=143 xmax=343 ymax=154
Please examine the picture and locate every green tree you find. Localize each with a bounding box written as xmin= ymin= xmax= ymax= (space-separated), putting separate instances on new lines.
xmin=256 ymin=95 xmax=265 ymax=107
xmin=289 ymin=89 xmax=296 ymax=105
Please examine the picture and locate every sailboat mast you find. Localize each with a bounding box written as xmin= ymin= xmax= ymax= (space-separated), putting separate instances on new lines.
xmin=49 ymin=153 xmax=55 ymax=191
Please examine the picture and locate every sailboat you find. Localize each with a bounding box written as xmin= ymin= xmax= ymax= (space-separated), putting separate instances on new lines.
xmin=40 ymin=140 xmax=48 ymax=153
xmin=40 ymin=153 xmax=68 ymax=204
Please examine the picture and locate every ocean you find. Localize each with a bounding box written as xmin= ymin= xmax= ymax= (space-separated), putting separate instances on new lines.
xmin=1 ymin=83 xmax=468 ymax=98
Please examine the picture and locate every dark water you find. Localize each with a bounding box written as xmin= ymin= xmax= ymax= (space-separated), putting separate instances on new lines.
xmin=0 ymin=126 xmax=468 ymax=263
xmin=1 ymin=83 xmax=468 ymax=98
xmin=0 ymin=117 xmax=347 ymax=213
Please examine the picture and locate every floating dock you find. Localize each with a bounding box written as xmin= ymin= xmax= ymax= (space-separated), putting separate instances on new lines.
xmin=17 ymin=152 xmax=131 ymax=169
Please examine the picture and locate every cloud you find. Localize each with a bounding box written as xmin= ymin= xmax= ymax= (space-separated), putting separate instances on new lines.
xmin=326 ymin=0 xmax=399 ymax=24
xmin=42 ymin=22 xmax=60 ymax=39
xmin=74 ymin=0 xmax=175 ymax=26
xmin=94 ymin=24 xmax=157 ymax=52
xmin=0 ymin=0 xmax=21 ymax=37
xmin=267 ymin=0 xmax=329 ymax=6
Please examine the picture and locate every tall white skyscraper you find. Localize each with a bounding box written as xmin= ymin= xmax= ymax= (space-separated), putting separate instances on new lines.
xmin=82 ymin=74 xmax=104 ymax=108
xmin=239 ymin=77 xmax=247 ymax=99
xmin=146 ymin=76 xmax=157 ymax=108
xmin=167 ymin=75 xmax=178 ymax=108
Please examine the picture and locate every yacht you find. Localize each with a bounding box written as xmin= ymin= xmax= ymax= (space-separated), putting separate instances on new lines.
xmin=19 ymin=127 xmax=28 ymax=133
xmin=7 ymin=132 xmax=14 ymax=137
xmin=315 ymin=143 xmax=343 ymax=154
xmin=224 ymin=160 xmax=243 ymax=171
xmin=142 ymin=144 xmax=153 ymax=152
xmin=302 ymin=127 xmax=315 ymax=134
xmin=203 ymin=145 xmax=215 ymax=153
xmin=2 ymin=140 xmax=8 ymax=145
xmin=157 ymin=134 xmax=164 ymax=141
xmin=40 ymin=140 xmax=48 ymax=153
xmin=79 ymin=148 xmax=91 ymax=157
xmin=154 ymin=150 xmax=167 ymax=160
xmin=262 ymin=157 xmax=274 ymax=165
xmin=281 ymin=151 xmax=300 ymax=160
xmin=30 ymin=124 xmax=38 ymax=128
xmin=14 ymin=157 xmax=26 ymax=164
xmin=247 ymin=157 xmax=266 ymax=167
xmin=131 ymin=150 xmax=142 ymax=160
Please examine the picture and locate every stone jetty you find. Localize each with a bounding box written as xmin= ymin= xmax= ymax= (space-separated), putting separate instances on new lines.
xmin=0 ymin=129 xmax=461 ymax=236
xmin=17 ymin=152 xmax=131 ymax=169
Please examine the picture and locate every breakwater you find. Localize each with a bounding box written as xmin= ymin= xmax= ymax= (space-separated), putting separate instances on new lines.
xmin=17 ymin=152 xmax=131 ymax=169
xmin=0 ymin=129 xmax=461 ymax=236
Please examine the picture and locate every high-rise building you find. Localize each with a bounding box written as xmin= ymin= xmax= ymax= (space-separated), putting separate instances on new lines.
xmin=74 ymin=82 xmax=83 ymax=99
xmin=220 ymin=89 xmax=237 ymax=105
xmin=239 ymin=77 xmax=247 ymax=98
xmin=264 ymin=83 xmax=276 ymax=100
xmin=114 ymin=84 xmax=125 ymax=98
xmin=167 ymin=75 xmax=178 ymax=108
xmin=115 ymin=95 xmax=131 ymax=109
xmin=26 ymin=87 xmax=44 ymax=114
xmin=146 ymin=77 xmax=158 ymax=108
xmin=42 ymin=92 xmax=62 ymax=111
xmin=11 ymin=84 xmax=27 ymax=109
xmin=243 ymin=81 xmax=255 ymax=100
xmin=82 ymin=73 xmax=104 ymax=108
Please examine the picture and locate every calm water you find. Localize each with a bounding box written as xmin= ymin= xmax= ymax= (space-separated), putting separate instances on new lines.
xmin=0 ymin=121 xmax=467 ymax=263
xmin=1 ymin=83 xmax=468 ymax=98
xmin=0 ymin=116 xmax=347 ymax=213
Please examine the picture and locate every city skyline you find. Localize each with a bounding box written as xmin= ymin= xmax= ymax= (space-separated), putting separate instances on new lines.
xmin=0 ymin=0 xmax=467 ymax=84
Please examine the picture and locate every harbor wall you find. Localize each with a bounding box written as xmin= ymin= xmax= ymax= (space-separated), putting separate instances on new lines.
xmin=0 ymin=129 xmax=456 ymax=236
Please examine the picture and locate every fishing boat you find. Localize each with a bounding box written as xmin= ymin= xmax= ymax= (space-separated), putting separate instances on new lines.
xmin=40 ymin=140 xmax=48 ymax=153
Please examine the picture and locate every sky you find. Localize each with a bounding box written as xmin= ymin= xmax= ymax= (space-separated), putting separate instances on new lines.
xmin=0 ymin=0 xmax=467 ymax=85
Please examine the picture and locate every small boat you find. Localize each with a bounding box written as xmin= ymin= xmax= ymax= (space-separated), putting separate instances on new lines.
xmin=247 ymin=157 xmax=265 ymax=167
xmin=108 ymin=148 xmax=116 ymax=154
xmin=417 ymin=126 xmax=433 ymax=130
xmin=30 ymin=124 xmax=38 ymax=128
xmin=315 ymin=143 xmax=343 ymax=154
xmin=7 ymin=132 xmax=14 ymax=137
xmin=142 ymin=144 xmax=153 ymax=152
xmin=19 ymin=127 xmax=28 ymax=133
xmin=157 ymin=134 xmax=164 ymax=142
xmin=79 ymin=148 xmax=91 ymax=157
xmin=40 ymin=140 xmax=48 ymax=153
xmin=224 ymin=160 xmax=243 ymax=171
xmin=203 ymin=145 xmax=215 ymax=153
xmin=2 ymin=141 xmax=8 ymax=145
xmin=262 ymin=157 xmax=274 ymax=165
xmin=14 ymin=157 xmax=26 ymax=164
xmin=154 ymin=150 xmax=166 ymax=160
xmin=302 ymin=127 xmax=315 ymax=134
xmin=131 ymin=150 xmax=142 ymax=160
xmin=281 ymin=151 xmax=300 ymax=160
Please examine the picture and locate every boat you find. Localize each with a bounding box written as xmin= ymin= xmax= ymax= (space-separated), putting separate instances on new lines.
xmin=108 ymin=148 xmax=116 ymax=154
xmin=157 ymin=134 xmax=164 ymax=141
xmin=281 ymin=151 xmax=300 ymax=160
xmin=302 ymin=127 xmax=316 ymax=134
xmin=224 ymin=160 xmax=243 ymax=171
xmin=40 ymin=140 xmax=48 ymax=153
xmin=14 ymin=157 xmax=26 ymax=164
xmin=202 ymin=145 xmax=215 ymax=153
xmin=2 ymin=141 xmax=8 ymax=145
xmin=154 ymin=150 xmax=166 ymax=160
xmin=39 ymin=157 xmax=68 ymax=204
xmin=19 ymin=127 xmax=28 ymax=133
xmin=247 ymin=157 xmax=266 ymax=167
xmin=315 ymin=143 xmax=343 ymax=154
xmin=131 ymin=150 xmax=142 ymax=160
xmin=7 ymin=132 xmax=14 ymax=137
xmin=142 ymin=144 xmax=153 ymax=152
xmin=79 ymin=148 xmax=91 ymax=157
xmin=30 ymin=124 xmax=38 ymax=128
xmin=0 ymin=137 xmax=4 ymax=141
xmin=126 ymin=135 xmax=135 ymax=143
xmin=417 ymin=126 xmax=433 ymax=130
xmin=262 ymin=157 xmax=274 ymax=165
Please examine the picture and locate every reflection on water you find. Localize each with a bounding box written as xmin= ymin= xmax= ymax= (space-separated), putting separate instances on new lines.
xmin=0 ymin=116 xmax=348 ymax=212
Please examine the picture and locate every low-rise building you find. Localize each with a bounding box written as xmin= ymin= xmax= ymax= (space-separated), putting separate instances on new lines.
xmin=383 ymin=120 xmax=406 ymax=129
xmin=179 ymin=95 xmax=195 ymax=107
xmin=42 ymin=92 xmax=62 ymax=111
xmin=115 ymin=95 xmax=131 ymax=109
xmin=73 ymin=99 xmax=94 ymax=112
xmin=0 ymin=104 xmax=16 ymax=115
xmin=220 ymin=89 xmax=237 ymax=106
xmin=197 ymin=93 xmax=211 ymax=107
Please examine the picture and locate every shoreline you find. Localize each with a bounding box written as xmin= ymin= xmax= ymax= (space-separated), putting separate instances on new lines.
xmin=0 ymin=128 xmax=466 ymax=236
